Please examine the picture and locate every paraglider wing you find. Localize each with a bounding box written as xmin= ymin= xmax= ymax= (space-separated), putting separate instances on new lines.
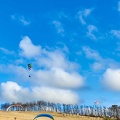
xmin=33 ymin=114 xmax=54 ymax=120
xmin=94 ymin=100 xmax=100 ymax=105
xmin=28 ymin=63 xmax=32 ymax=71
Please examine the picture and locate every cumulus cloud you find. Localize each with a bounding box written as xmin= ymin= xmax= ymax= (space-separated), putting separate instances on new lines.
xmin=19 ymin=36 xmax=41 ymax=58
xmin=37 ymin=49 xmax=78 ymax=71
xmin=32 ymin=86 xmax=79 ymax=104
xmin=19 ymin=37 xmax=84 ymax=89
xmin=77 ymin=8 xmax=92 ymax=25
xmin=0 ymin=81 xmax=79 ymax=104
xmin=87 ymin=25 xmax=98 ymax=40
xmin=102 ymin=68 xmax=120 ymax=91
xmin=32 ymin=67 xmax=84 ymax=89
xmin=0 ymin=81 xmax=29 ymax=103
xmin=0 ymin=36 xmax=85 ymax=104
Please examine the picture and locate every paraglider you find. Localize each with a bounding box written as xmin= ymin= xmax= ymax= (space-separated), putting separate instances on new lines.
xmin=94 ymin=100 xmax=100 ymax=106
xmin=28 ymin=63 xmax=32 ymax=70
xmin=28 ymin=63 xmax=32 ymax=77
xmin=33 ymin=113 xmax=54 ymax=120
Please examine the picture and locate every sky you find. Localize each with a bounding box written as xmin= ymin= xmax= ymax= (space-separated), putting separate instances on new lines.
xmin=0 ymin=0 xmax=120 ymax=107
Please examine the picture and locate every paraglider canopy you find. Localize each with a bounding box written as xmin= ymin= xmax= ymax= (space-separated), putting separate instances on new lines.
xmin=94 ymin=100 xmax=100 ymax=105
xmin=33 ymin=113 xmax=54 ymax=120
xmin=28 ymin=63 xmax=32 ymax=70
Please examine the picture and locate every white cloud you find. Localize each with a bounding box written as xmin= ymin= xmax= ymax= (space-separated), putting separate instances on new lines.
xmin=2 ymin=37 xmax=84 ymax=90
xmin=19 ymin=36 xmax=41 ymax=58
xmin=77 ymin=8 xmax=92 ymax=25
xmin=83 ymin=46 xmax=104 ymax=71
xmin=0 ymin=81 xmax=29 ymax=103
xmin=37 ymin=49 xmax=78 ymax=71
xmin=111 ymin=30 xmax=120 ymax=52
xmin=82 ymin=46 xmax=102 ymax=61
xmin=118 ymin=1 xmax=120 ymax=12
xmin=19 ymin=16 xmax=31 ymax=26
xmin=0 ymin=61 xmax=84 ymax=90
xmin=0 ymin=36 xmax=85 ymax=104
xmin=82 ymin=46 xmax=119 ymax=71
xmin=0 ymin=81 xmax=79 ymax=104
xmin=0 ymin=64 xmax=28 ymax=80
xmin=32 ymin=86 xmax=79 ymax=104
xmin=32 ymin=67 xmax=84 ymax=89
xmin=31 ymin=45 xmax=84 ymax=89
xmin=79 ymin=14 xmax=86 ymax=25
xmin=53 ymin=20 xmax=64 ymax=35
xmin=83 ymin=9 xmax=92 ymax=17
xmin=0 ymin=64 xmax=83 ymax=103
xmin=11 ymin=15 xmax=31 ymax=26
xmin=0 ymin=48 xmax=15 ymax=55
xmin=91 ymin=62 xmax=104 ymax=71
xmin=10 ymin=38 xmax=84 ymax=89
xmin=102 ymin=68 xmax=120 ymax=91
xmin=111 ymin=30 xmax=120 ymax=38
xmin=87 ymin=25 xmax=98 ymax=40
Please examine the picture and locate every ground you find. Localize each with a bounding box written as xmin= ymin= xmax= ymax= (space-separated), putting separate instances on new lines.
xmin=0 ymin=111 xmax=105 ymax=120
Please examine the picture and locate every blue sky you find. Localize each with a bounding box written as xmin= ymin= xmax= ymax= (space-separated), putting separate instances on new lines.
xmin=0 ymin=0 xmax=120 ymax=107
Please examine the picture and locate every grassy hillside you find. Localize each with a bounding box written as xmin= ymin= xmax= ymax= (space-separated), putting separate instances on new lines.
xmin=0 ymin=111 xmax=106 ymax=120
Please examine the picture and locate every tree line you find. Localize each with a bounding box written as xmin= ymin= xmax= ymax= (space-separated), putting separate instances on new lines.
xmin=0 ymin=100 xmax=120 ymax=119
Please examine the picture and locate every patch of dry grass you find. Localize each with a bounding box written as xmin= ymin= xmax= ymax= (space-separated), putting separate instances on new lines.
xmin=0 ymin=111 xmax=104 ymax=120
